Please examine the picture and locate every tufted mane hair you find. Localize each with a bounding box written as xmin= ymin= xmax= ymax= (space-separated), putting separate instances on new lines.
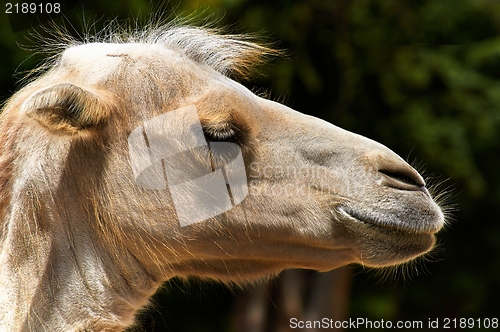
xmin=27 ymin=20 xmax=279 ymax=81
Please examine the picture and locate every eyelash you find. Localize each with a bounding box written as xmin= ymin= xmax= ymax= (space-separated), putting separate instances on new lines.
xmin=203 ymin=126 xmax=239 ymax=144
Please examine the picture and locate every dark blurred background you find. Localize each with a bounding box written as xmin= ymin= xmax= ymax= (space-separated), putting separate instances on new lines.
xmin=1 ymin=0 xmax=500 ymax=331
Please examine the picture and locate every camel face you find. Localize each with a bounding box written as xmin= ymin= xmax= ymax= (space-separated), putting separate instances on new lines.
xmin=0 ymin=26 xmax=445 ymax=330
xmin=2 ymin=31 xmax=444 ymax=277
xmin=245 ymin=100 xmax=444 ymax=268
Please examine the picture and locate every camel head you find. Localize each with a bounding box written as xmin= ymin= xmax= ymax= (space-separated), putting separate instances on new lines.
xmin=0 ymin=26 xmax=445 ymax=330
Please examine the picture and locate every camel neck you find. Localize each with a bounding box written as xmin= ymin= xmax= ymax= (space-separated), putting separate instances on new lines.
xmin=0 ymin=202 xmax=160 ymax=331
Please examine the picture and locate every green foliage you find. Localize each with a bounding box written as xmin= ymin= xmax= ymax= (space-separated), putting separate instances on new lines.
xmin=172 ymin=0 xmax=500 ymax=326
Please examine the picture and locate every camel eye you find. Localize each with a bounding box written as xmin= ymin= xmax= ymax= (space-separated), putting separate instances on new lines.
xmin=202 ymin=125 xmax=240 ymax=144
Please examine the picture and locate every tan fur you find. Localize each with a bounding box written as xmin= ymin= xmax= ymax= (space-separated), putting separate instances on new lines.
xmin=0 ymin=25 xmax=445 ymax=331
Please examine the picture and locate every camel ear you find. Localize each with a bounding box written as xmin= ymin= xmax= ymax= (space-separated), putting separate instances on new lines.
xmin=23 ymin=83 xmax=110 ymax=135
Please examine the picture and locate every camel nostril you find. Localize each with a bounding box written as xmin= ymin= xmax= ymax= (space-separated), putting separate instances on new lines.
xmin=361 ymin=150 xmax=426 ymax=191
xmin=379 ymin=168 xmax=425 ymax=190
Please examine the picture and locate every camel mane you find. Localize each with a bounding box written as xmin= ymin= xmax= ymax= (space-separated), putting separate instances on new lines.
xmin=26 ymin=21 xmax=278 ymax=82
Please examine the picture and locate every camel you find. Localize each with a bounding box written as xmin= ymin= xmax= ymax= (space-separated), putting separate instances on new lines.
xmin=0 ymin=24 xmax=445 ymax=331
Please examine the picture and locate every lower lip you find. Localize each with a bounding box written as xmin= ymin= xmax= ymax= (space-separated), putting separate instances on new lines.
xmin=339 ymin=207 xmax=430 ymax=235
